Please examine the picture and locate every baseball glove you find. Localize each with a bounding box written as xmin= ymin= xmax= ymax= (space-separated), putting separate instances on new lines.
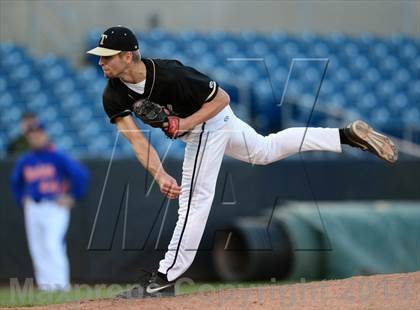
xmin=132 ymin=99 xmax=180 ymax=139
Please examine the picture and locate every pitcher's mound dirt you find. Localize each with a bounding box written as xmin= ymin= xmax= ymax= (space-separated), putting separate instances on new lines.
xmin=23 ymin=271 xmax=420 ymax=310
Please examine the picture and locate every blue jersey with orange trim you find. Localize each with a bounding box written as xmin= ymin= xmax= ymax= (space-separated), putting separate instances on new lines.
xmin=10 ymin=146 xmax=89 ymax=207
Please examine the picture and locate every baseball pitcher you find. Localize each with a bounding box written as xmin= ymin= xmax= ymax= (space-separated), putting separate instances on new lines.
xmin=87 ymin=26 xmax=397 ymax=298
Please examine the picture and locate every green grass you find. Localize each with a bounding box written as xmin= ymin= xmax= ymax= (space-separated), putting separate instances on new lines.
xmin=0 ymin=279 xmax=289 ymax=308
xmin=0 ymin=283 xmax=119 ymax=308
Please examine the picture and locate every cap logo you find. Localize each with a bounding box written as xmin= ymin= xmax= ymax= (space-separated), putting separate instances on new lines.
xmin=100 ymin=34 xmax=108 ymax=45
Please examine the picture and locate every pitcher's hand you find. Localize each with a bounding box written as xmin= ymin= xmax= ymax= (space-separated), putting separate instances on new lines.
xmin=156 ymin=172 xmax=181 ymax=199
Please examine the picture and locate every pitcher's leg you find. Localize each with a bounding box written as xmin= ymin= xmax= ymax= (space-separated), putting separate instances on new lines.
xmin=158 ymin=127 xmax=228 ymax=282
xmin=225 ymin=116 xmax=341 ymax=165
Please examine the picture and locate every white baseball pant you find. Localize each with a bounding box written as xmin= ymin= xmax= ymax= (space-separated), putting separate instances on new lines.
xmin=24 ymin=200 xmax=71 ymax=291
xmin=158 ymin=106 xmax=341 ymax=281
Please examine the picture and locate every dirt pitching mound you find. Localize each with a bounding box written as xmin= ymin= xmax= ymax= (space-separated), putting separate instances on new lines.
xmin=21 ymin=271 xmax=420 ymax=310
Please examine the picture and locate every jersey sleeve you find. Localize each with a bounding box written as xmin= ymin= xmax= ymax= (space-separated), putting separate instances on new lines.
xmin=58 ymin=151 xmax=90 ymax=200
xmin=102 ymin=81 xmax=133 ymax=123
xmin=175 ymin=65 xmax=219 ymax=107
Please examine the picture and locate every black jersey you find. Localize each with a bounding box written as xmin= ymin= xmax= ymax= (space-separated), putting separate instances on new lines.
xmin=102 ymin=58 xmax=219 ymax=123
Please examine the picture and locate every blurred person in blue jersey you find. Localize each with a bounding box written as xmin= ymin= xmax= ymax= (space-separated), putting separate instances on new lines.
xmin=10 ymin=121 xmax=89 ymax=291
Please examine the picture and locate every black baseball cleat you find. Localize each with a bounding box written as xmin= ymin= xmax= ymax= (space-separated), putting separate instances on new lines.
xmin=343 ymin=120 xmax=398 ymax=164
xmin=116 ymin=271 xmax=175 ymax=299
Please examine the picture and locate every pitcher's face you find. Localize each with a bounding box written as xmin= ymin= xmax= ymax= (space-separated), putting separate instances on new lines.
xmin=99 ymin=53 xmax=127 ymax=78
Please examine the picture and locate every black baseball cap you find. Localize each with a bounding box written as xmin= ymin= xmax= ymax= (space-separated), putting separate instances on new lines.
xmin=87 ymin=26 xmax=139 ymax=56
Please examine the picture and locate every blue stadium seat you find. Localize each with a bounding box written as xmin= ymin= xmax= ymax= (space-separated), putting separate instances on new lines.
xmin=53 ymin=78 xmax=78 ymax=99
xmin=187 ymin=40 xmax=210 ymax=59
xmin=358 ymin=32 xmax=375 ymax=51
xmin=369 ymin=107 xmax=391 ymax=127
xmin=86 ymin=135 xmax=113 ymax=155
xmin=388 ymin=33 xmax=405 ymax=48
xmin=76 ymin=66 xmax=98 ymax=84
xmin=0 ymin=91 xmax=14 ymax=109
xmin=41 ymin=65 xmax=70 ymax=84
xmin=362 ymin=68 xmax=381 ymax=91
xmin=356 ymin=93 xmax=379 ymax=113
xmin=329 ymin=93 xmax=348 ymax=109
xmin=378 ymin=56 xmax=399 ymax=79
xmin=402 ymin=107 xmax=420 ymax=126
xmin=326 ymin=32 xmax=347 ymax=51
xmin=5 ymin=123 xmax=22 ymax=140
xmin=399 ymin=43 xmax=417 ymax=62
xmin=46 ymin=120 xmax=65 ymax=137
xmin=312 ymin=42 xmax=330 ymax=58
xmin=344 ymin=81 xmax=365 ymax=101
xmin=38 ymin=106 xmax=59 ymax=123
xmin=392 ymin=69 xmax=411 ymax=91
xmin=53 ymin=133 xmax=76 ymax=153
xmin=333 ymin=68 xmax=352 ymax=87
xmin=269 ymin=31 xmax=289 ymax=46
xmin=60 ymin=93 xmax=85 ymax=112
xmin=0 ymin=42 xmax=20 ymax=55
xmin=300 ymin=32 xmax=318 ymax=46
xmin=0 ymin=77 xmax=8 ymax=93
xmin=0 ymin=50 xmax=29 ymax=73
xmin=375 ymin=80 xmax=397 ymax=101
xmin=70 ymin=106 xmax=94 ymax=126
xmin=370 ymin=43 xmax=389 ymax=60
xmin=412 ymin=58 xmax=420 ymax=77
xmin=8 ymin=64 xmax=34 ymax=87
xmin=26 ymin=92 xmax=51 ymax=110
xmin=162 ymin=40 xmax=180 ymax=58
xmin=281 ymin=42 xmax=300 ymax=59
xmin=145 ymin=28 xmax=174 ymax=46
xmin=1 ymin=106 xmax=23 ymax=129
xmin=2 ymin=30 xmax=420 ymax=158
xmin=19 ymin=78 xmax=42 ymax=98
xmin=408 ymin=81 xmax=420 ymax=102
xmin=388 ymin=93 xmax=410 ymax=112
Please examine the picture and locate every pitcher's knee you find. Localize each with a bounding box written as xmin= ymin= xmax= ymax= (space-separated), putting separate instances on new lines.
xmin=251 ymin=144 xmax=292 ymax=165
xmin=250 ymin=138 xmax=276 ymax=165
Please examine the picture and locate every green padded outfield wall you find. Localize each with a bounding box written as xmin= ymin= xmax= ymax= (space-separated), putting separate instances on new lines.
xmin=214 ymin=202 xmax=420 ymax=281
xmin=278 ymin=202 xmax=420 ymax=279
